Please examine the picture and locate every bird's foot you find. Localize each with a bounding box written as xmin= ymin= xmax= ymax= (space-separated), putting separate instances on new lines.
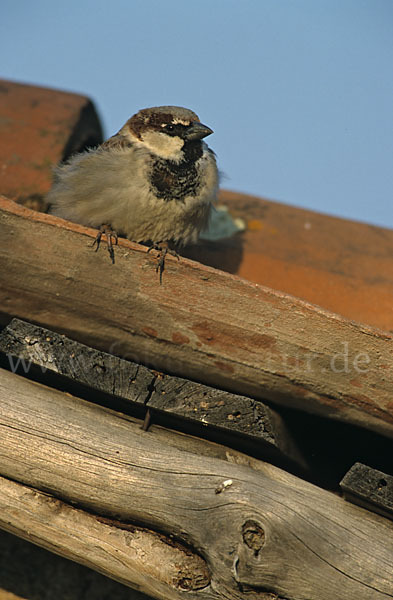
xmin=92 ymin=224 xmax=118 ymax=264
xmin=147 ymin=241 xmax=179 ymax=284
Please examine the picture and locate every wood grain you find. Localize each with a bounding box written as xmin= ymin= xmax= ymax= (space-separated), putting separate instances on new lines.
xmin=1 ymin=197 xmax=393 ymax=439
xmin=0 ymin=476 xmax=210 ymax=598
xmin=0 ymin=368 xmax=392 ymax=600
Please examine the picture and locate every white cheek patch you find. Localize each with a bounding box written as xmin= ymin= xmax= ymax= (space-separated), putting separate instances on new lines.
xmin=141 ymin=130 xmax=185 ymax=160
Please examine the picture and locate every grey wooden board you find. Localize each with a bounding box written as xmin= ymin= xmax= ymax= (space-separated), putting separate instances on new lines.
xmin=0 ymin=318 xmax=301 ymax=465
xmin=340 ymin=462 xmax=393 ymax=521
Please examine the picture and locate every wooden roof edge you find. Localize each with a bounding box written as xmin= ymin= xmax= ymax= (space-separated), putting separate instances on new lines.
xmin=1 ymin=195 xmax=391 ymax=340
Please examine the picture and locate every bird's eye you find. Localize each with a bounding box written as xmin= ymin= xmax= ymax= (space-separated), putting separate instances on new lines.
xmin=166 ymin=124 xmax=175 ymax=132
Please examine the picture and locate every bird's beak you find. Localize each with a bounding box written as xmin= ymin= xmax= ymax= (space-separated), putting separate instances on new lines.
xmin=185 ymin=122 xmax=213 ymax=141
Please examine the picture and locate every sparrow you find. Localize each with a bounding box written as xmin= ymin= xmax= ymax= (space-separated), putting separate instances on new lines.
xmin=47 ymin=105 xmax=218 ymax=281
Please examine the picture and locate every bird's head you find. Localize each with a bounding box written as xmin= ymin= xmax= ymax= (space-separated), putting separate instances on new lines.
xmin=123 ymin=106 xmax=213 ymax=162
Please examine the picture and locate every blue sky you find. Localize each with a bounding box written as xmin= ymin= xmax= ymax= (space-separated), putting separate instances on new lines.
xmin=2 ymin=0 xmax=392 ymax=227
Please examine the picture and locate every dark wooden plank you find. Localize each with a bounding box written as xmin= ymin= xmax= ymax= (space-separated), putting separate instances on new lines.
xmin=149 ymin=375 xmax=274 ymax=437
xmin=340 ymin=462 xmax=393 ymax=521
xmin=0 ymin=317 xmax=153 ymax=407
xmin=0 ymin=318 xmax=303 ymax=468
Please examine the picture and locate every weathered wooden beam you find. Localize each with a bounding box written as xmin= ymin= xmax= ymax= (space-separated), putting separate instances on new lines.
xmin=1 ymin=197 xmax=393 ymax=439
xmin=0 ymin=368 xmax=392 ymax=600
xmin=0 ymin=318 xmax=304 ymax=469
xmin=0 ymin=476 xmax=210 ymax=598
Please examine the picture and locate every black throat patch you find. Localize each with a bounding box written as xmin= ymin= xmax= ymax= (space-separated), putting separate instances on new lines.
xmin=149 ymin=141 xmax=204 ymax=202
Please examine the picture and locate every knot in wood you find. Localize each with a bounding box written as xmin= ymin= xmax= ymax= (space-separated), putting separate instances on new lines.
xmin=175 ymin=567 xmax=211 ymax=591
xmin=242 ymin=520 xmax=265 ymax=556
xmin=174 ymin=558 xmax=211 ymax=591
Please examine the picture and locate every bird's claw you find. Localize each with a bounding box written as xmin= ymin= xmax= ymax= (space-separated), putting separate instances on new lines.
xmin=92 ymin=225 xmax=118 ymax=264
xmin=147 ymin=242 xmax=179 ymax=284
